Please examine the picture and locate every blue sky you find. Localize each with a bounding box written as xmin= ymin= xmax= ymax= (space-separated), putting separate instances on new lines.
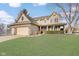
xmin=0 ymin=3 xmax=69 ymax=24
xmin=0 ymin=3 xmax=62 ymax=17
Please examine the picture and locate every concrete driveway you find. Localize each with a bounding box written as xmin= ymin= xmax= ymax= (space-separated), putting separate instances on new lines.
xmin=0 ymin=34 xmax=42 ymax=42
xmin=0 ymin=35 xmax=24 ymax=42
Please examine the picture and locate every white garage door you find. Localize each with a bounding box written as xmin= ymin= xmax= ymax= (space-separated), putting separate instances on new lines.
xmin=17 ymin=27 xmax=30 ymax=35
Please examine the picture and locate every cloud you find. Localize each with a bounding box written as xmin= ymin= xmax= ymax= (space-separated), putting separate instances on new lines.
xmin=9 ymin=3 xmax=21 ymax=8
xmin=33 ymin=3 xmax=47 ymax=6
xmin=0 ymin=10 xmax=14 ymax=24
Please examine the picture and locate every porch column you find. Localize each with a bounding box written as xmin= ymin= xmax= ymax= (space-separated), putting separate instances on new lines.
xmin=53 ymin=25 xmax=55 ymax=31
xmin=47 ymin=26 xmax=48 ymax=31
xmin=40 ymin=26 xmax=41 ymax=31
xmin=63 ymin=25 xmax=65 ymax=34
xmin=50 ymin=26 xmax=52 ymax=31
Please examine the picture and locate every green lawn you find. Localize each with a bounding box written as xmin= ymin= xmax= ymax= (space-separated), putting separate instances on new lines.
xmin=0 ymin=34 xmax=79 ymax=56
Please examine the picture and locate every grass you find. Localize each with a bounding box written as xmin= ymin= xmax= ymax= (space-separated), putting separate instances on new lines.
xmin=0 ymin=34 xmax=79 ymax=56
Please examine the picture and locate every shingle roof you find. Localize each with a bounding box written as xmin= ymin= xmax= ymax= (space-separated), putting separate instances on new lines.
xmin=33 ymin=12 xmax=62 ymax=21
xmin=33 ymin=16 xmax=50 ymax=21
xmin=37 ymin=23 xmax=66 ymax=26
xmin=11 ymin=9 xmax=63 ymax=26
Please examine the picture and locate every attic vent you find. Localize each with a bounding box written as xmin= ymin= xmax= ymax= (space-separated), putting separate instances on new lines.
xmin=22 ymin=16 xmax=24 ymax=21
xmin=53 ymin=13 xmax=56 ymax=16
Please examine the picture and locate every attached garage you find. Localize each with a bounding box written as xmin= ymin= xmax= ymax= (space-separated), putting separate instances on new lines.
xmin=10 ymin=9 xmax=39 ymax=36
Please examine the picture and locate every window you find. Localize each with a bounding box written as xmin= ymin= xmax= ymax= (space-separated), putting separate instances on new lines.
xmin=50 ymin=19 xmax=52 ymax=22
xmin=55 ymin=18 xmax=58 ymax=22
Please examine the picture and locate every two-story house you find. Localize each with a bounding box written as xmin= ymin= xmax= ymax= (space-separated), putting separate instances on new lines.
xmin=10 ymin=9 xmax=66 ymax=35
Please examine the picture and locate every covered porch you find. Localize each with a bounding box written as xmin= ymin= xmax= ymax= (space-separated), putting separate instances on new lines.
xmin=38 ymin=23 xmax=66 ymax=34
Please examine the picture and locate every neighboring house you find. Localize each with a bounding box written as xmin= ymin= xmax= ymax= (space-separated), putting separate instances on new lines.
xmin=72 ymin=24 xmax=79 ymax=33
xmin=10 ymin=9 xmax=66 ymax=35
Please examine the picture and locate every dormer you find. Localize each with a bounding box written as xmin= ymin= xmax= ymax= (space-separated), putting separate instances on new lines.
xmin=51 ymin=12 xmax=60 ymax=18
xmin=49 ymin=12 xmax=61 ymax=23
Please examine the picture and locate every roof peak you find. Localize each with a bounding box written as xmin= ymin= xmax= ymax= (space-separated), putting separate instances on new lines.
xmin=51 ymin=11 xmax=62 ymax=17
xmin=51 ymin=12 xmax=58 ymax=15
xmin=21 ymin=9 xmax=28 ymax=15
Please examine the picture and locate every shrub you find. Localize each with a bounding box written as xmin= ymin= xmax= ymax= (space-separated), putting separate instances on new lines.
xmin=46 ymin=31 xmax=64 ymax=34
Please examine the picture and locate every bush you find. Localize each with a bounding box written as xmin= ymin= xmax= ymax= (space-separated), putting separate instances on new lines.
xmin=46 ymin=31 xmax=64 ymax=34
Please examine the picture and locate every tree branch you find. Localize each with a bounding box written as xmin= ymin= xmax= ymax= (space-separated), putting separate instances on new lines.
xmin=56 ymin=3 xmax=70 ymax=23
xmin=74 ymin=16 xmax=79 ymax=25
xmin=71 ymin=3 xmax=78 ymax=23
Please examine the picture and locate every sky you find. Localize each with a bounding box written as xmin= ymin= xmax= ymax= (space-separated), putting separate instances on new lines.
xmin=0 ymin=3 xmax=70 ymax=24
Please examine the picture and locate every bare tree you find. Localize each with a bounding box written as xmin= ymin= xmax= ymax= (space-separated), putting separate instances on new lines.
xmin=56 ymin=3 xmax=79 ymax=34
xmin=0 ymin=23 xmax=5 ymax=35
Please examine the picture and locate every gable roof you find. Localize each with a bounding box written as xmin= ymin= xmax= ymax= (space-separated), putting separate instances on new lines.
xmin=15 ymin=9 xmax=34 ymax=23
xmin=50 ymin=12 xmax=62 ymax=18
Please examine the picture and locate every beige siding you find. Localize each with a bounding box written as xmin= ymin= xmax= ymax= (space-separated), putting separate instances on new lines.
xmin=36 ymin=13 xmax=61 ymax=25
xmin=11 ymin=28 xmax=15 ymax=35
xmin=30 ymin=25 xmax=39 ymax=35
xmin=18 ymin=14 xmax=31 ymax=23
